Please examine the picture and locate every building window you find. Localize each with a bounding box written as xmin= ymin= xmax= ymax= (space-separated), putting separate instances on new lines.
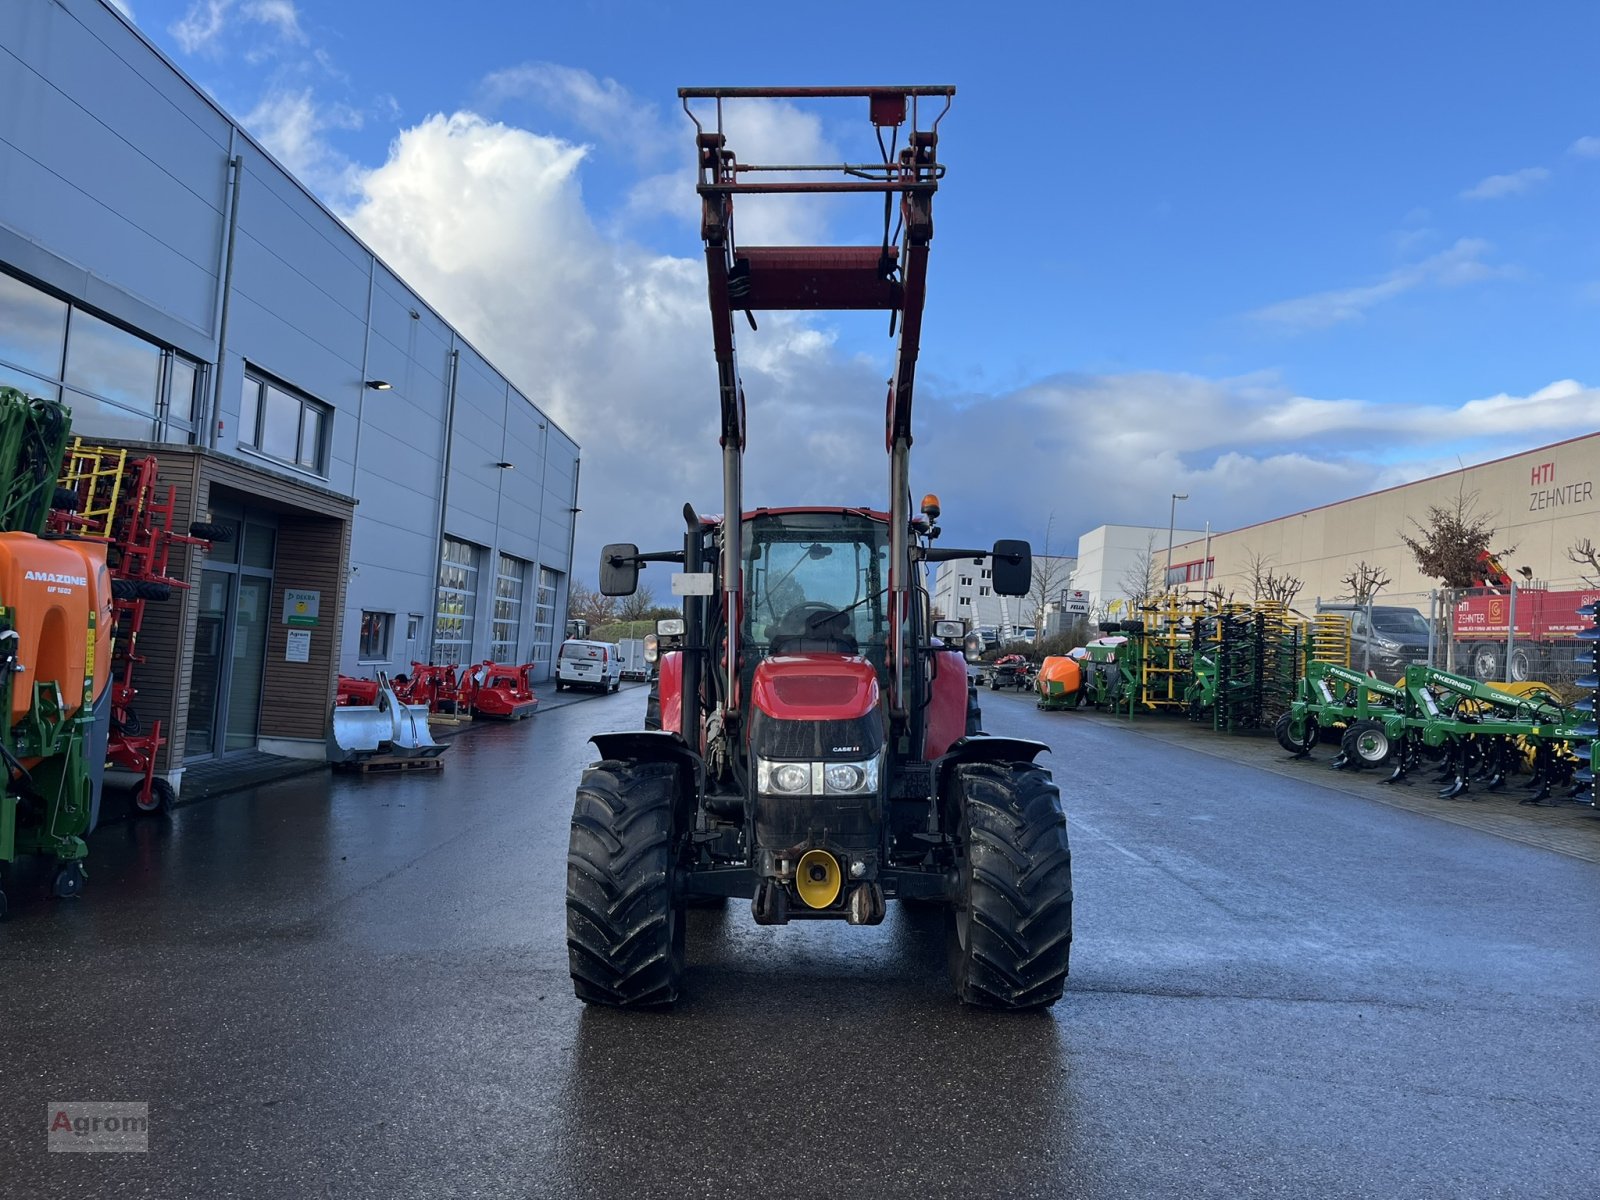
xmin=960 ymin=575 xmax=972 ymax=586
xmin=0 ymin=268 xmax=196 ymax=440
xmin=239 ymin=369 xmax=330 ymax=474
xmin=65 ymin=308 xmax=161 ymax=416
xmin=0 ymin=270 xmax=68 ymax=383
xmin=162 ymin=353 xmax=203 ymax=444
xmin=491 ymin=553 xmax=527 ymax=662
xmin=359 ymin=611 xmax=394 ymax=661
xmin=982 ymin=569 xmax=991 ymax=579
xmin=434 ymin=537 xmax=481 ymax=664
xmin=980 ymin=586 xmax=990 ymax=596
xmin=1166 ymin=558 xmax=1215 ymax=586
xmin=532 ymin=567 xmax=558 ymax=668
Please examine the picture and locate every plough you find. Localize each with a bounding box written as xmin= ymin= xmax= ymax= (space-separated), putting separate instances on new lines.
xmin=1277 ymin=660 xmax=1587 ymax=802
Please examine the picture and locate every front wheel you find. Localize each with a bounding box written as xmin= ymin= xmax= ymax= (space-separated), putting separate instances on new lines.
xmin=946 ymin=761 xmax=1073 ymax=1010
xmin=1274 ymin=710 xmax=1317 ymax=756
xmin=566 ymin=759 xmax=685 ymax=1007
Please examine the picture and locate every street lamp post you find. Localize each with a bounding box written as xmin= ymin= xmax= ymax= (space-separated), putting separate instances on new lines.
xmin=1166 ymin=493 xmax=1189 ymax=589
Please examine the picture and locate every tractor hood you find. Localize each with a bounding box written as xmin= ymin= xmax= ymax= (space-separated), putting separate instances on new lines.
xmin=750 ymin=655 xmax=879 ymax=722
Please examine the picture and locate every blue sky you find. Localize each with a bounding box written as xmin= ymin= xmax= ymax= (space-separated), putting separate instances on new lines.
xmin=114 ymin=0 xmax=1600 ymax=570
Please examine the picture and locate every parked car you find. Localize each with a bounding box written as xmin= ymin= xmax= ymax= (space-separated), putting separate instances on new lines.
xmin=555 ymin=640 xmax=623 ymax=692
xmin=1315 ymin=602 xmax=1432 ymax=682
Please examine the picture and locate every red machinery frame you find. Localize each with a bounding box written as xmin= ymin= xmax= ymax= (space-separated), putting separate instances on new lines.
xmin=56 ymin=447 xmax=217 ymax=813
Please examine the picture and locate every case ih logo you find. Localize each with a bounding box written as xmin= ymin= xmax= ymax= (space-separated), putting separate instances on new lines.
xmin=1528 ymin=461 xmax=1594 ymax=512
xmin=24 ymin=570 xmax=87 ymax=587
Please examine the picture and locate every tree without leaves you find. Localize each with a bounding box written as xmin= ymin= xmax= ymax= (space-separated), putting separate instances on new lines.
xmin=1398 ymin=487 xmax=1516 ymax=588
xmin=1025 ymin=512 xmax=1073 ymax=631
xmin=1568 ymin=539 xmax=1600 ymax=587
xmin=567 ymin=581 xmax=617 ymax=628
xmin=1339 ymin=561 xmax=1392 ymax=606
xmin=1118 ymin=534 xmax=1163 ymax=611
xmin=1242 ymin=549 xmax=1303 ymax=607
xmin=565 ymin=580 xmax=595 ymax=625
xmin=618 ymin=583 xmax=657 ymax=623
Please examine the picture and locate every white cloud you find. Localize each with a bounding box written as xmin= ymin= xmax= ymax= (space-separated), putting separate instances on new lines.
xmin=911 ymin=373 xmax=1600 ymax=553
xmin=1460 ymin=166 xmax=1550 ymax=200
xmin=170 ymin=0 xmax=304 ymax=55
xmin=240 ymin=0 xmax=304 ymax=42
xmin=481 ymin=63 xmax=661 ymax=148
xmin=244 ymin=87 xmax=362 ymax=198
xmin=1251 ymin=238 xmax=1510 ymax=330
xmin=1570 ymin=136 xmax=1600 ymax=159
xmin=106 ymin=0 xmax=135 ymax=19
xmin=171 ymin=0 xmax=229 ymax=53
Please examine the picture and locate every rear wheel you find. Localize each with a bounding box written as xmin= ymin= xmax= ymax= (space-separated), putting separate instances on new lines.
xmin=566 ymin=759 xmax=685 ymax=1007
xmin=946 ymin=761 xmax=1073 ymax=1010
xmin=132 ymin=777 xmax=175 ymax=815
xmin=1341 ymin=719 xmax=1393 ymax=769
xmin=1469 ymin=643 xmax=1499 ymax=683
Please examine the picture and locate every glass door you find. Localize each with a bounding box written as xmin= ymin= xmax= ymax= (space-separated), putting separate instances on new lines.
xmin=225 ymin=576 xmax=271 ymax=752
xmin=184 ymin=504 xmax=277 ymax=760
xmin=186 ymin=568 xmax=231 ymax=757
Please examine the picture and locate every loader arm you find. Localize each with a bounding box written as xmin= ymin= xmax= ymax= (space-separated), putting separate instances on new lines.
xmin=681 ymin=85 xmax=953 ymax=724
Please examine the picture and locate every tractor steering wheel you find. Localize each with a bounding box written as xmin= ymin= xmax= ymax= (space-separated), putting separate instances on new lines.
xmin=780 ymin=601 xmax=844 ymax=637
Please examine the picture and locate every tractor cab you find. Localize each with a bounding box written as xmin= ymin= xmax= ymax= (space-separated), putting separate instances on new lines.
xmin=742 ymin=509 xmax=890 ymax=667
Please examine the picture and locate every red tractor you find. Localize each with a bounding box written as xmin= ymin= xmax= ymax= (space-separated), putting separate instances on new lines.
xmin=566 ymin=87 xmax=1073 ymax=1010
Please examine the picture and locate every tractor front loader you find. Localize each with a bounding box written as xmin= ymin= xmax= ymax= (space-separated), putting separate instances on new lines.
xmin=565 ymin=88 xmax=1073 ymax=1010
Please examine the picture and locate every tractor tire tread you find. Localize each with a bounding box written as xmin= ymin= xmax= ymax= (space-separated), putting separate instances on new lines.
xmin=948 ymin=761 xmax=1073 ymax=1010
xmin=566 ymin=759 xmax=683 ymax=1007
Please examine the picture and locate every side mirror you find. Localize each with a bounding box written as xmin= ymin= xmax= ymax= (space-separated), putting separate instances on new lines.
xmin=599 ymin=543 xmax=639 ymax=596
xmin=991 ymin=539 xmax=1032 ymax=596
xmin=933 ymin=620 xmax=965 ymax=642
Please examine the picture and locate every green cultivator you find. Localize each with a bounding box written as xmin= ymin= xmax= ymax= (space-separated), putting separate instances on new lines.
xmin=1277 ymin=660 xmax=1587 ymax=802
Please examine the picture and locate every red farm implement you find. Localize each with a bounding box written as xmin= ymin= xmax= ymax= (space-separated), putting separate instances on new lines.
xmin=54 ymin=442 xmax=224 ymax=814
xmin=460 ymin=661 xmax=539 ymax=720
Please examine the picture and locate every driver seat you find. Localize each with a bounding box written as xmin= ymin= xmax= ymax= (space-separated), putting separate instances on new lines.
xmin=769 ymin=611 xmax=859 ymax=656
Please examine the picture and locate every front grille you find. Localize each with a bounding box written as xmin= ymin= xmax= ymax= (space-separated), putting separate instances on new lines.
xmin=750 ymin=712 xmax=883 ymax=760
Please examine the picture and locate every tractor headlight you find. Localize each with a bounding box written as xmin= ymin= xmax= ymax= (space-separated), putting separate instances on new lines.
xmin=757 ymin=761 xmax=813 ymax=794
xmin=824 ymin=759 xmax=878 ymax=795
xmin=755 ymin=755 xmax=880 ymax=797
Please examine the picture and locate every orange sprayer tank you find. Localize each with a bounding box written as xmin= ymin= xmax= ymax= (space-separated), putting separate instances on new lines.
xmin=1036 ymin=655 xmax=1082 ymax=695
xmin=0 ymin=532 xmax=111 ymax=730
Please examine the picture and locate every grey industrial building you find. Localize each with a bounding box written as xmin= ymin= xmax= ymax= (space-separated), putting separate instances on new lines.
xmin=1 ymin=0 xmax=579 ymax=780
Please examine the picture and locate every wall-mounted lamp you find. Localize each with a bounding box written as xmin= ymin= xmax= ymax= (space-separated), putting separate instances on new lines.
xmin=365 ymin=380 xmax=392 ymax=390
xmin=494 ymin=461 xmax=515 ymax=470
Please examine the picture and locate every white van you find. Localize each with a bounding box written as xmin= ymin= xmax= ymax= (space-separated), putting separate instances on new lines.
xmin=556 ymin=640 xmax=623 ymax=692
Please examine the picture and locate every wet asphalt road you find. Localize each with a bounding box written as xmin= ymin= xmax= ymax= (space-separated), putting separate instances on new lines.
xmin=4 ymin=682 xmax=1599 ymax=1198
